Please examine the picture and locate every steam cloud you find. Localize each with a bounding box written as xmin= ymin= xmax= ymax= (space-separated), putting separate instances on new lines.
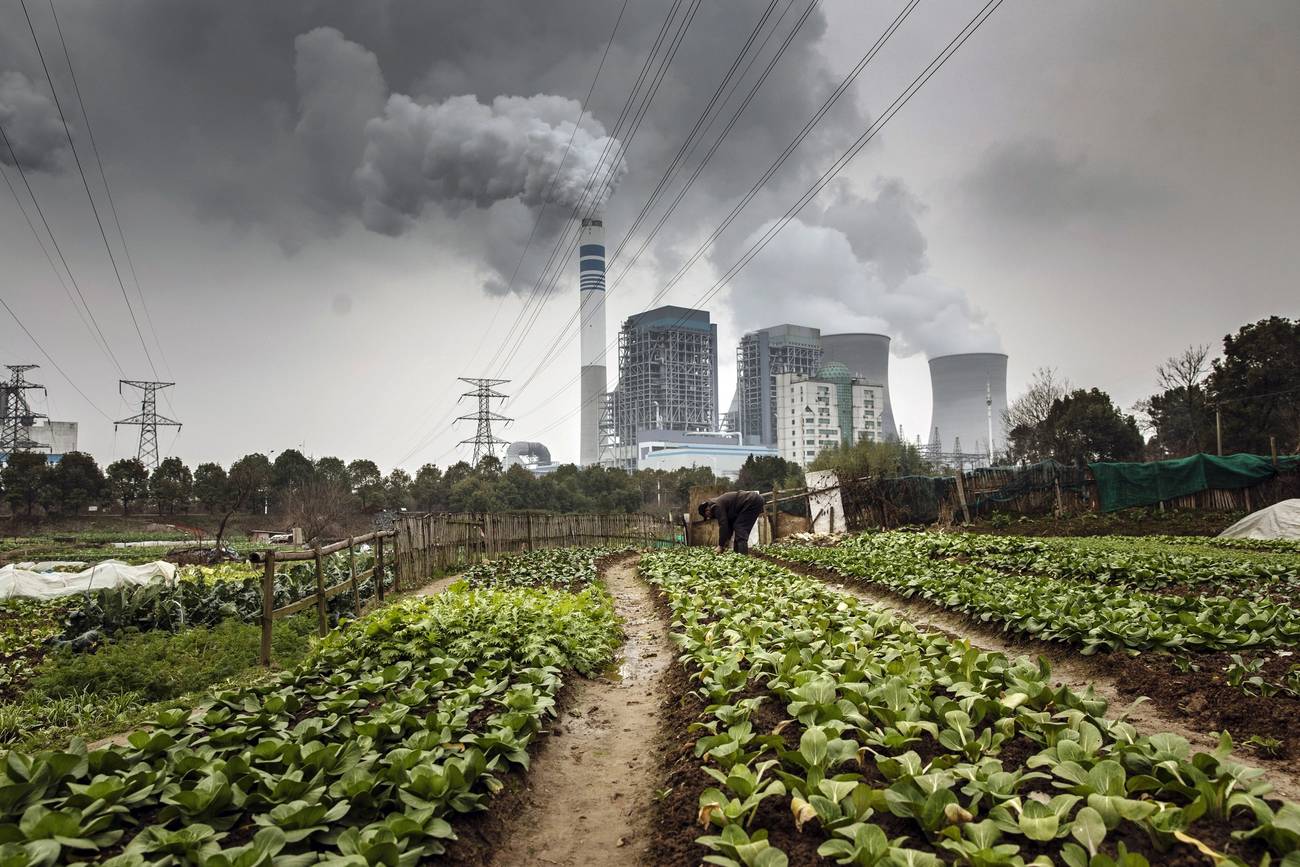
xmin=0 ymin=71 xmax=66 ymax=172
xmin=727 ymin=189 xmax=1001 ymax=359
xmin=356 ymin=93 xmax=624 ymax=236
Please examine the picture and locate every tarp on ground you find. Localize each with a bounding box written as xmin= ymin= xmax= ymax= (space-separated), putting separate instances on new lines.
xmin=1218 ymin=499 xmax=1300 ymax=540
xmin=1089 ymin=453 xmax=1300 ymax=512
xmin=0 ymin=559 xmax=177 ymax=600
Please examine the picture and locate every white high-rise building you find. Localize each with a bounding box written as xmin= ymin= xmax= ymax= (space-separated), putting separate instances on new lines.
xmin=578 ymin=218 xmax=606 ymax=466
xmin=776 ymin=363 xmax=884 ymax=468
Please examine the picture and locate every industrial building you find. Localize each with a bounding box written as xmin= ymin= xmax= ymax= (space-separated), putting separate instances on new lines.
xmin=635 ymin=428 xmax=777 ymax=479
xmin=928 ymin=352 xmax=1009 ymax=461
xmin=22 ymin=421 xmax=78 ymax=458
xmin=819 ymin=333 xmax=897 ymax=441
xmin=735 ymin=324 xmax=822 ymax=447
xmin=602 ymin=305 xmax=719 ymax=470
xmin=578 ymin=218 xmax=607 ymax=467
xmin=503 ymin=441 xmax=562 ymax=476
xmin=776 ymin=363 xmax=885 ymax=468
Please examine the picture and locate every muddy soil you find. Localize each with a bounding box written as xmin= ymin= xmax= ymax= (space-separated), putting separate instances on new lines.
xmin=763 ymin=554 xmax=1300 ymax=803
xmin=485 ymin=556 xmax=671 ymax=867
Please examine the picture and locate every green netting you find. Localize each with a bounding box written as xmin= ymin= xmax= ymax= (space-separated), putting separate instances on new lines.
xmin=1089 ymin=453 xmax=1300 ymax=512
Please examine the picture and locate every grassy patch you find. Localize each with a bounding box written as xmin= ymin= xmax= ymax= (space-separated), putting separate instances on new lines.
xmin=0 ymin=614 xmax=314 ymax=752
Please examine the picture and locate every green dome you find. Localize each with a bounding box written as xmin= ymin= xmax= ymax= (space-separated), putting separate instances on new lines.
xmin=816 ymin=362 xmax=852 ymax=382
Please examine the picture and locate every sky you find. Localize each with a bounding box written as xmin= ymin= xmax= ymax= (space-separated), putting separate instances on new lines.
xmin=1 ymin=0 xmax=1297 ymax=470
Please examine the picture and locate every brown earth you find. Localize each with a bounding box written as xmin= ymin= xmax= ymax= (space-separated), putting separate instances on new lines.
xmin=761 ymin=554 xmax=1300 ymax=803
xmin=479 ymin=556 xmax=672 ymax=867
xmin=957 ymin=509 xmax=1244 ymax=538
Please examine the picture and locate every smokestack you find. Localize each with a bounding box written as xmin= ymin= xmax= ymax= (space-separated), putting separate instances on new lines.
xmin=820 ymin=333 xmax=897 ymax=440
xmin=579 ymin=218 xmax=606 ymax=466
xmin=928 ymin=352 xmax=1008 ymax=459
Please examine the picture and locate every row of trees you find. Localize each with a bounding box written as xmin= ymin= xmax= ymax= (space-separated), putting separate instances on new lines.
xmin=1003 ymin=316 xmax=1300 ymax=465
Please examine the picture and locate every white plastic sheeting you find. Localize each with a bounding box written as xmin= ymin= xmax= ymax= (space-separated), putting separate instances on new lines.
xmin=1218 ymin=499 xmax=1300 ymax=540
xmin=0 ymin=560 xmax=177 ymax=600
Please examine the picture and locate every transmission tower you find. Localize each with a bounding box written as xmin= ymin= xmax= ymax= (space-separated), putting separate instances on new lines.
xmin=456 ymin=377 xmax=511 ymax=465
xmin=0 ymin=365 xmax=48 ymax=455
xmin=115 ymin=380 xmax=181 ymax=470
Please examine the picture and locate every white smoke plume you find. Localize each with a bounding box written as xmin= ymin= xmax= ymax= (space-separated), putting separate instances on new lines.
xmin=354 ymin=92 xmax=625 ymax=239
xmin=726 ymin=209 xmax=1000 ymax=358
xmin=0 ymin=71 xmax=66 ymax=172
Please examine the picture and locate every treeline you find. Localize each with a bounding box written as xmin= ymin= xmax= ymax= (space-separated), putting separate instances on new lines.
xmin=1004 ymin=316 xmax=1300 ymax=465
xmin=1 ymin=449 xmax=796 ymax=529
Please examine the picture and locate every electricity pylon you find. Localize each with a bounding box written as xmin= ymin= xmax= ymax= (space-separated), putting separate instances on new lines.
xmin=115 ymin=380 xmax=181 ymax=470
xmin=456 ymin=377 xmax=511 ymax=465
xmin=0 ymin=365 xmax=48 ymax=455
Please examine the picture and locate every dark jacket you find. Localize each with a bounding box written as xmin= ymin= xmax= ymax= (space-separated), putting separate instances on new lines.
xmin=709 ymin=490 xmax=765 ymax=548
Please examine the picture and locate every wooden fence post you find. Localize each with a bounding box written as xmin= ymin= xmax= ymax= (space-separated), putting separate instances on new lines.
xmin=348 ymin=536 xmax=360 ymax=616
xmin=313 ymin=547 xmax=327 ymax=637
xmin=376 ymin=534 xmax=386 ymax=602
xmin=260 ymin=550 xmax=276 ymax=667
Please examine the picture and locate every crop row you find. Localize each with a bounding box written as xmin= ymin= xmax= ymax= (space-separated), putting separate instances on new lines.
xmin=910 ymin=534 xmax=1299 ymax=597
xmin=642 ymin=549 xmax=1300 ymax=866
xmin=768 ymin=533 xmax=1300 ymax=654
xmin=0 ymin=547 xmax=622 ymax=865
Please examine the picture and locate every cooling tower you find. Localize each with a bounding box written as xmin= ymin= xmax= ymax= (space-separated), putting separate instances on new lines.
xmin=820 ymin=333 xmax=897 ymax=440
xmin=928 ymin=353 xmax=1008 ymax=458
xmin=578 ymin=218 xmax=606 ymax=466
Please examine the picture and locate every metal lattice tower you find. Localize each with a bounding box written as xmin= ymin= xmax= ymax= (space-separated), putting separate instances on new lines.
xmin=0 ymin=365 xmax=48 ymax=455
xmin=115 ymin=381 xmax=181 ymax=470
xmin=456 ymin=377 xmax=511 ymax=465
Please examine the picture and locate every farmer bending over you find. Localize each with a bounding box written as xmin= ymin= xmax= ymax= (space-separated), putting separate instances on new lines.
xmin=699 ymin=490 xmax=766 ymax=554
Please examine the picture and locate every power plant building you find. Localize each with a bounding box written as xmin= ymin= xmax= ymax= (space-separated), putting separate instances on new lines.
xmin=603 ymin=305 xmax=719 ymax=470
xmin=776 ymin=363 xmax=885 ymax=468
xmin=819 ymin=333 xmax=897 ymax=440
xmin=736 ymin=324 xmax=822 ymax=447
xmin=928 ymin=352 xmax=1008 ymax=460
xmin=577 ymin=218 xmax=607 ymax=467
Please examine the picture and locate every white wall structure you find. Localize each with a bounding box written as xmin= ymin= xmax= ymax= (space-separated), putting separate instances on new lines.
xmin=21 ymin=421 xmax=78 ymax=456
xmin=928 ymin=352 xmax=1009 ymax=459
xmin=776 ymin=367 xmax=884 ymax=468
xmin=578 ymin=218 xmax=606 ymax=466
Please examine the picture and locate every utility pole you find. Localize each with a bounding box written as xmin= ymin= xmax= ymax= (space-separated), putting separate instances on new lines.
xmin=456 ymin=377 xmax=511 ymax=465
xmin=115 ymin=380 xmax=181 ymax=470
xmin=1215 ymin=405 xmax=1223 ymax=456
xmin=0 ymin=365 xmax=49 ymax=456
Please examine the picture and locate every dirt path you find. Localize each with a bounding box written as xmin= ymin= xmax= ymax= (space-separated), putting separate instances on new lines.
xmin=489 ymin=556 xmax=671 ymax=866
xmin=770 ymin=557 xmax=1300 ymax=802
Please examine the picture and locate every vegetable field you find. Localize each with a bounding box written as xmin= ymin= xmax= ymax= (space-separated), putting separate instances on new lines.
xmin=2 ymin=533 xmax=1298 ymax=865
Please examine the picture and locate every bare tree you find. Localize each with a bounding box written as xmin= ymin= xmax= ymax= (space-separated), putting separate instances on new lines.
xmin=1004 ymin=367 xmax=1071 ymax=433
xmin=284 ymin=477 xmax=352 ymax=544
xmin=1157 ymin=344 xmax=1211 ymax=393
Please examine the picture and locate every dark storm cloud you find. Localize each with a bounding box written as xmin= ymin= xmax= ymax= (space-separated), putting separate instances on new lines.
xmin=0 ymin=0 xmax=991 ymax=342
xmin=0 ymin=70 xmax=66 ymax=171
xmin=0 ymin=0 xmax=897 ymax=298
xmin=962 ymin=136 xmax=1168 ymax=226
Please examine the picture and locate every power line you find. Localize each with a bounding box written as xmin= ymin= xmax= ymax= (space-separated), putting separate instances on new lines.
xmin=0 ymin=294 xmax=112 ymax=420
xmin=0 ymin=159 xmax=123 ymax=374
xmin=511 ymin=0 xmax=920 ymax=419
xmin=20 ymin=0 xmax=158 ymax=379
xmin=45 ymin=0 xmax=172 ymax=378
xmin=522 ymin=0 xmax=1004 ymax=441
xmin=390 ymin=0 xmax=635 ymax=466
xmin=508 ymin=0 xmax=829 ymax=401
xmin=487 ymin=0 xmax=705 ymax=380
xmin=0 ymin=125 xmax=126 ymax=376
xmin=393 ymin=0 xmax=695 ymax=467
xmin=455 ymin=378 xmax=512 ymax=465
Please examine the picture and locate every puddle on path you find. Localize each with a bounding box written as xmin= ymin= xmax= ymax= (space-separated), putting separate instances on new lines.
xmin=490 ymin=556 xmax=672 ymax=866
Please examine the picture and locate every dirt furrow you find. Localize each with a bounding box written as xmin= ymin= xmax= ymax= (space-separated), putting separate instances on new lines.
xmin=765 ymin=555 xmax=1300 ymax=803
xmin=488 ymin=556 xmax=671 ymax=866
